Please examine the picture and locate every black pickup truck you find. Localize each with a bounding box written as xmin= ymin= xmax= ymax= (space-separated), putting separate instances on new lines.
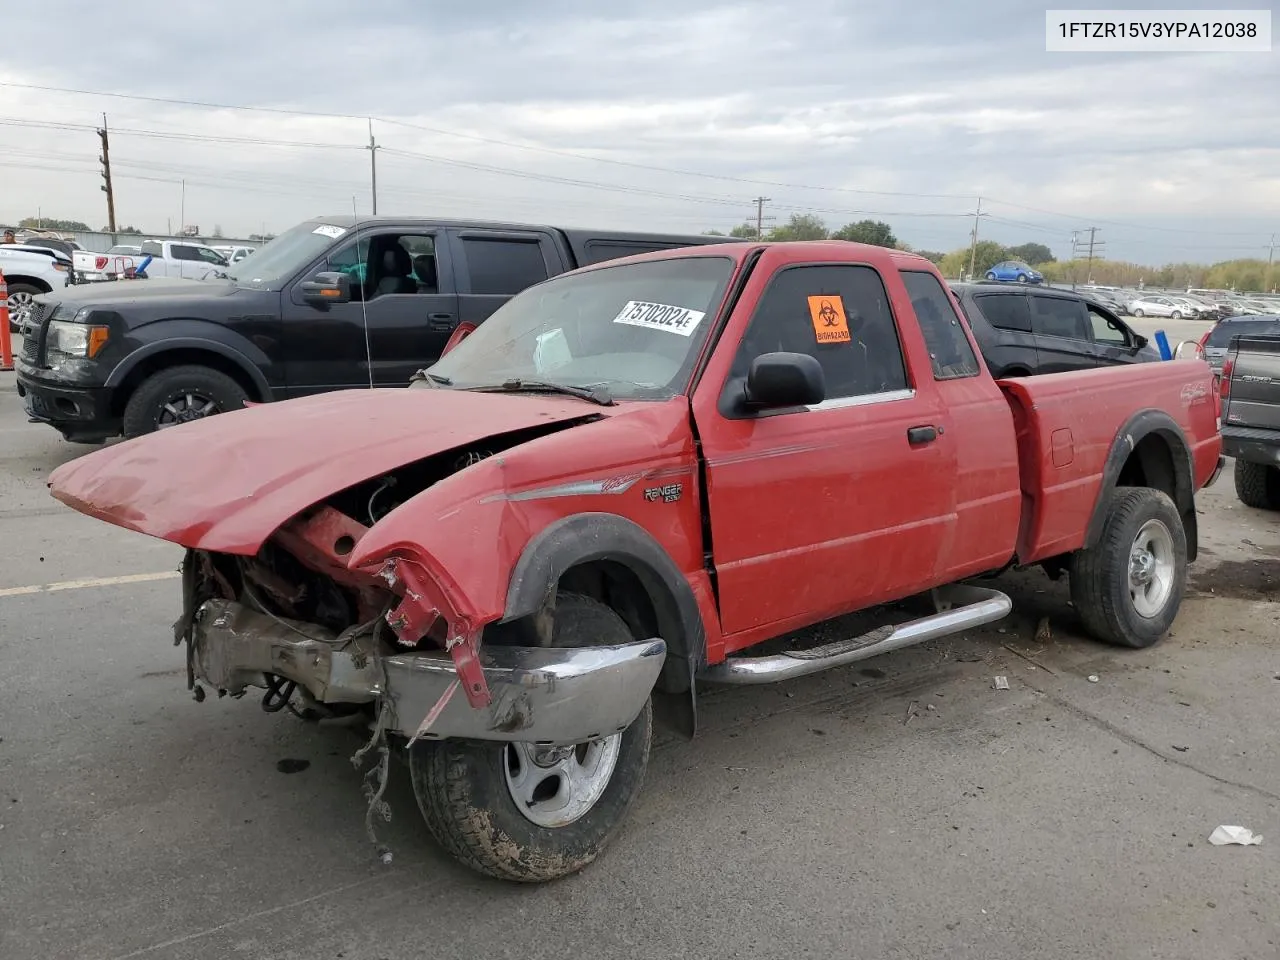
xmin=1220 ymin=334 xmax=1280 ymax=509
xmin=15 ymin=216 xmax=734 ymax=442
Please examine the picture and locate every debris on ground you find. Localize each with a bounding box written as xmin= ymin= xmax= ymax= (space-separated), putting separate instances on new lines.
xmin=1172 ymin=745 xmax=1190 ymax=753
xmin=905 ymin=700 xmax=920 ymax=724
xmin=1208 ymin=825 xmax=1263 ymax=846
xmin=1034 ymin=617 xmax=1052 ymax=643
xmin=993 ymin=676 xmax=1010 ymax=690
xmin=1088 ymin=675 xmax=1100 ymax=683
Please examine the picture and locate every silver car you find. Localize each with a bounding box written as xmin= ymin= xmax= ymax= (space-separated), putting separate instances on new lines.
xmin=1128 ymin=295 xmax=1194 ymax=319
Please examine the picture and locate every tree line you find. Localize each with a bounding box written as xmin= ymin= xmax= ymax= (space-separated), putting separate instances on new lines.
xmin=708 ymin=214 xmax=1278 ymax=293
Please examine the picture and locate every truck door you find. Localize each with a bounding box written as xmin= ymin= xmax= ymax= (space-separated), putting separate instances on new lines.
xmin=447 ymin=228 xmax=567 ymax=329
xmin=692 ymin=255 xmax=957 ymax=640
xmin=1029 ymin=292 xmax=1096 ymax=373
xmin=280 ymin=228 xmax=459 ymax=395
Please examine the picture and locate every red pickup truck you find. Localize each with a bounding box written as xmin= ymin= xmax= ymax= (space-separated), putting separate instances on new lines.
xmin=48 ymin=241 xmax=1223 ymax=883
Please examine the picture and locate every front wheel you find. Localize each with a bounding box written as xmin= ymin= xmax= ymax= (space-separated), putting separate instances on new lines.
xmin=409 ymin=593 xmax=653 ymax=882
xmin=1132 ymin=308 xmax=1145 ymax=318
xmin=1171 ymin=310 xmax=1183 ymax=320
xmin=1070 ymin=487 xmax=1187 ymax=649
xmin=122 ymin=365 xmax=250 ymax=438
xmin=6 ymin=282 xmax=43 ymax=332
xmin=1017 ymin=273 xmax=1029 ymax=283
xmin=985 ymin=272 xmax=998 ymax=281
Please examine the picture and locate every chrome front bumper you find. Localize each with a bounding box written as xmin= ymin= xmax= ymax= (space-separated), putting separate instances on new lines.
xmin=190 ymin=599 xmax=665 ymax=744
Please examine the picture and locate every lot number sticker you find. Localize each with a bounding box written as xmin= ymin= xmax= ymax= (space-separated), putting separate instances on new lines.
xmin=808 ymin=295 xmax=850 ymax=343
xmin=613 ymin=300 xmax=706 ymax=337
xmin=312 ymin=224 xmax=347 ymax=238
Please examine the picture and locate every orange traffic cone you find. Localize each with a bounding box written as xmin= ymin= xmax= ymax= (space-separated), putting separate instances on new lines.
xmin=0 ymin=269 xmax=14 ymax=371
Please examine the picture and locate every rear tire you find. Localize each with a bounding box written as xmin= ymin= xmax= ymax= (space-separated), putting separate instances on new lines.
xmin=6 ymin=282 xmax=43 ymax=332
xmin=122 ymin=365 xmax=249 ymax=439
xmin=409 ymin=593 xmax=653 ymax=883
xmin=1233 ymin=460 xmax=1280 ymax=511
xmin=1070 ymin=487 xmax=1186 ymax=649
xmin=1133 ymin=308 xmax=1145 ymax=318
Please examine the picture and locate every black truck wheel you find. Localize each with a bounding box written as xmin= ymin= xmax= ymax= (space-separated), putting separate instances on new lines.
xmin=409 ymin=593 xmax=653 ymax=883
xmin=122 ymin=365 xmax=249 ymax=438
xmin=1069 ymin=487 xmax=1187 ymax=649
xmin=1233 ymin=460 xmax=1280 ymax=511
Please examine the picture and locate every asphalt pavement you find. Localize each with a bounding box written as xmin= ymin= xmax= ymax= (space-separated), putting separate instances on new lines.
xmin=2 ymin=344 xmax=1279 ymax=960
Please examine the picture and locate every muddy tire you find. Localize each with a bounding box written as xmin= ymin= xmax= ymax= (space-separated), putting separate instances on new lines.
xmin=122 ymin=365 xmax=249 ymax=438
xmin=409 ymin=593 xmax=652 ymax=883
xmin=1233 ymin=460 xmax=1280 ymax=511
xmin=1069 ymin=487 xmax=1187 ymax=649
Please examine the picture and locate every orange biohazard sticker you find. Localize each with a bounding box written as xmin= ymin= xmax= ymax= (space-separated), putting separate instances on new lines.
xmin=807 ymin=295 xmax=850 ymax=344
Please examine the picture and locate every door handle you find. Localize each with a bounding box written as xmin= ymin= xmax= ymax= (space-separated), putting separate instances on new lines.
xmin=907 ymin=425 xmax=938 ymax=445
xmin=427 ymin=313 xmax=456 ymax=331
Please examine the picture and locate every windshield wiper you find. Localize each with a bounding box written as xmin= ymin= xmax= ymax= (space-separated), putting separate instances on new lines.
xmin=470 ymin=379 xmax=614 ymax=406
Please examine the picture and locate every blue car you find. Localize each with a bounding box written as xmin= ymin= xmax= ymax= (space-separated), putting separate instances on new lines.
xmin=984 ymin=260 xmax=1044 ymax=284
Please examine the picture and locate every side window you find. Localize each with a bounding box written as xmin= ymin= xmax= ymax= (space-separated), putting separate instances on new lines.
xmin=1088 ymin=306 xmax=1129 ymax=344
xmin=461 ymin=238 xmax=548 ymax=295
xmin=170 ymin=245 xmax=200 ymax=262
xmin=140 ymin=241 xmax=163 ymax=257
xmin=314 ymin=236 xmax=371 ymax=299
xmin=900 ymin=270 xmax=980 ymax=379
xmin=396 ymin=234 xmax=439 ymax=293
xmin=1031 ymin=296 xmax=1089 ymax=340
xmin=197 ymin=247 xmax=227 ymax=265
xmin=975 ymin=294 xmax=1032 ymax=332
xmin=581 ymin=240 xmax=669 ymax=265
xmin=730 ymin=264 xmax=909 ymax=402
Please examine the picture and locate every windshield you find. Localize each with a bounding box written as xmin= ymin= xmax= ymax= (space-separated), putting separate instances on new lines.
xmin=224 ymin=220 xmax=349 ymax=289
xmin=427 ymin=255 xmax=736 ymax=400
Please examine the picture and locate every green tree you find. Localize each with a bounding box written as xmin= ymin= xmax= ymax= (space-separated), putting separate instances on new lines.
xmin=1004 ymin=242 xmax=1055 ymax=265
xmin=729 ymin=223 xmax=760 ymax=239
xmin=939 ymin=241 xmax=1006 ymax=279
xmin=914 ymin=250 xmax=946 ymax=264
xmin=831 ymin=219 xmax=897 ymax=248
xmin=769 ymin=213 xmax=828 ymax=241
xmin=20 ymin=216 xmax=91 ymax=232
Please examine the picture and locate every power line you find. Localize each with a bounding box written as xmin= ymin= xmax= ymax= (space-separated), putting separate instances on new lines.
xmin=0 ymin=79 xmax=975 ymax=200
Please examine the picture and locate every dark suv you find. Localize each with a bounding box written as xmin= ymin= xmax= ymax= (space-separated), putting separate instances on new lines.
xmin=949 ymin=282 xmax=1160 ymax=377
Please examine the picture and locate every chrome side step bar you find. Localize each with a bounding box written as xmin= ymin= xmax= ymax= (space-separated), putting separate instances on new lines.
xmin=698 ymin=585 xmax=1012 ymax=685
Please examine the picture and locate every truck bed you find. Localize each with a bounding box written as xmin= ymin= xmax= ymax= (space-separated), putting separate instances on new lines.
xmin=1000 ymin=359 xmax=1220 ymax=563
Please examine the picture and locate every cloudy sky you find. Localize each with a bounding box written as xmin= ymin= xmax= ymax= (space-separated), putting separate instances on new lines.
xmin=1 ymin=0 xmax=1276 ymax=264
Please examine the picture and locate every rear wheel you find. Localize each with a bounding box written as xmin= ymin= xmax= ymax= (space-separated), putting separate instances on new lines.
xmin=409 ymin=593 xmax=653 ymax=882
xmin=1171 ymin=310 xmax=1183 ymax=320
xmin=122 ymin=365 xmax=250 ymax=438
xmin=1233 ymin=460 xmax=1280 ymax=511
xmin=1070 ymin=487 xmax=1186 ymax=649
xmin=1132 ymin=308 xmax=1145 ymax=318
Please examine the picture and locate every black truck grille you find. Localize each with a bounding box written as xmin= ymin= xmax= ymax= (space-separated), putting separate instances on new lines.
xmin=18 ymin=302 xmax=50 ymax=364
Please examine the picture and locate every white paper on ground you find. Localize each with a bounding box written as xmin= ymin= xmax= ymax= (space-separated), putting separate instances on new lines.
xmin=1209 ymin=825 xmax=1263 ymax=846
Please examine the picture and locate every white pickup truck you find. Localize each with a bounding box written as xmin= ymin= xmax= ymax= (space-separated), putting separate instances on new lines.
xmin=72 ymin=239 xmax=229 ymax=282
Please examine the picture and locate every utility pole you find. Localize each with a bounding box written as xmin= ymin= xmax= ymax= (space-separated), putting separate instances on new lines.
xmin=367 ymin=119 xmax=379 ymax=215
xmin=1083 ymin=227 xmax=1105 ymax=284
xmin=752 ymin=196 xmax=772 ymax=240
xmin=180 ymin=179 xmax=186 ymax=235
xmin=1268 ymin=233 xmax=1276 ymax=292
xmin=97 ymin=113 xmax=117 ymax=235
xmin=967 ymin=197 xmax=982 ymax=280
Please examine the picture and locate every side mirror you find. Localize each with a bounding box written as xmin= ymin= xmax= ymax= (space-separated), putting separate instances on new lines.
xmin=1132 ymin=334 xmax=1149 ymax=349
xmin=300 ymin=271 xmax=351 ymax=305
xmin=745 ymin=352 xmax=825 ymax=409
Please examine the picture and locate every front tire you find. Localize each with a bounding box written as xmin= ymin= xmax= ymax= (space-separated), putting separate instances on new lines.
xmin=122 ymin=365 xmax=250 ymax=439
xmin=409 ymin=593 xmax=653 ymax=883
xmin=6 ymin=282 xmax=43 ymax=332
xmin=1017 ymin=273 xmax=1029 ymax=283
xmin=1132 ymin=308 xmax=1145 ymax=318
xmin=1070 ymin=487 xmax=1187 ymax=649
xmin=1233 ymin=460 xmax=1280 ymax=510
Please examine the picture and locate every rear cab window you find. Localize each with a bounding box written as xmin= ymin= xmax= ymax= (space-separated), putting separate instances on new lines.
xmin=1207 ymin=318 xmax=1280 ymax=347
xmin=459 ymin=237 xmax=550 ymax=295
xmin=900 ymin=270 xmax=980 ymax=379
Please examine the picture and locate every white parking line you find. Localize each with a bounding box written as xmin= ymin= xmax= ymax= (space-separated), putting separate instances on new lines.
xmin=0 ymin=571 xmax=181 ymax=598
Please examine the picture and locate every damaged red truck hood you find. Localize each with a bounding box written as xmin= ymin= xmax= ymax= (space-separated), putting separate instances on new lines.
xmin=47 ymin=388 xmax=607 ymax=554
